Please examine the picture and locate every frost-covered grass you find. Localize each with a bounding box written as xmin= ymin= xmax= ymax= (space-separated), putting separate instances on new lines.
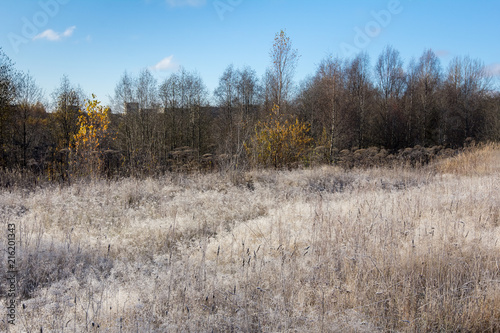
xmin=1 ymin=146 xmax=500 ymax=332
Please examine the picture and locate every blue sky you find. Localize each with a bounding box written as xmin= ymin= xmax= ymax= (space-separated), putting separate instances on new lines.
xmin=1 ymin=0 xmax=499 ymax=107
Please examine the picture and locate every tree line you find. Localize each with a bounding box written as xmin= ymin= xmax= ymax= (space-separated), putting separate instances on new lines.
xmin=0 ymin=30 xmax=499 ymax=182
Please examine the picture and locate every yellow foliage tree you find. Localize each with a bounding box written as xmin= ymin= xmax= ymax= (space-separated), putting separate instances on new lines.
xmin=71 ymin=94 xmax=111 ymax=178
xmin=246 ymin=104 xmax=313 ymax=168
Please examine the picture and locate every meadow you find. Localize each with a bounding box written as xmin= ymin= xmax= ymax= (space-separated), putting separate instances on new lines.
xmin=1 ymin=144 xmax=499 ymax=332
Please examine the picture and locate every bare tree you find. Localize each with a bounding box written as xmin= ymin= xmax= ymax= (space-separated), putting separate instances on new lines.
xmin=346 ymin=52 xmax=373 ymax=148
xmin=415 ymin=49 xmax=442 ymax=145
xmin=213 ymin=65 xmax=260 ymax=168
xmin=159 ymin=72 xmax=181 ymax=151
xmin=237 ymin=66 xmax=260 ymax=116
xmin=403 ymin=57 xmax=419 ymax=146
xmin=136 ymin=68 xmax=159 ymax=152
xmin=159 ymin=68 xmax=209 ymax=154
xmin=376 ymin=46 xmax=405 ymax=101
xmin=295 ymin=76 xmax=321 ymax=136
xmin=484 ymin=92 xmax=500 ymax=141
xmin=375 ymin=45 xmax=406 ymax=148
xmin=0 ymin=49 xmax=17 ymax=166
xmin=0 ymin=48 xmax=17 ymax=109
xmin=267 ymin=29 xmax=299 ymax=114
xmin=112 ymin=71 xmax=135 ymax=113
xmin=48 ymin=75 xmax=85 ymax=182
xmin=214 ymin=64 xmax=239 ymax=158
xmin=317 ymin=56 xmax=345 ymax=158
xmin=116 ymin=69 xmax=161 ymax=174
xmin=185 ymin=70 xmax=209 ymax=152
xmin=214 ymin=64 xmax=239 ymax=122
xmin=235 ymin=66 xmax=260 ymax=165
xmin=51 ymin=75 xmax=85 ymax=148
xmin=136 ymin=68 xmax=158 ymax=111
xmin=14 ymin=71 xmax=45 ymax=168
xmin=443 ymin=56 xmax=490 ymax=145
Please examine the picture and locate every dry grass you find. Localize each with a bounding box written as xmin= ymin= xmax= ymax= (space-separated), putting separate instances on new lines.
xmin=1 ymin=145 xmax=500 ymax=332
xmin=435 ymin=142 xmax=500 ymax=175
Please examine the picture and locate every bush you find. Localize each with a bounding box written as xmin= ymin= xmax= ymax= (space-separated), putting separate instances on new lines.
xmin=245 ymin=105 xmax=313 ymax=168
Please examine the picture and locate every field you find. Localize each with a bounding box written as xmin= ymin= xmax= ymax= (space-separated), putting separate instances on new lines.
xmin=1 ymin=144 xmax=500 ymax=332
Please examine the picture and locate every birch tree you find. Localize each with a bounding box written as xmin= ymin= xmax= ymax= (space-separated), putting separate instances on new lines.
xmin=267 ymin=30 xmax=299 ymax=114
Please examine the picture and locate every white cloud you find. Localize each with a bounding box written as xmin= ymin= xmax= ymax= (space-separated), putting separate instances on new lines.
xmin=33 ymin=26 xmax=76 ymax=41
xmin=166 ymin=0 xmax=206 ymax=7
xmin=33 ymin=29 xmax=59 ymax=41
xmin=62 ymin=26 xmax=76 ymax=37
xmin=151 ymin=55 xmax=178 ymax=71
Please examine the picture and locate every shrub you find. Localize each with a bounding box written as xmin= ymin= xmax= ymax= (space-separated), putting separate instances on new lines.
xmin=70 ymin=94 xmax=112 ymax=179
xmin=245 ymin=104 xmax=313 ymax=168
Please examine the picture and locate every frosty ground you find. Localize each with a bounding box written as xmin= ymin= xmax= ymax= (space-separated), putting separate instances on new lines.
xmin=1 ymin=145 xmax=499 ymax=332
